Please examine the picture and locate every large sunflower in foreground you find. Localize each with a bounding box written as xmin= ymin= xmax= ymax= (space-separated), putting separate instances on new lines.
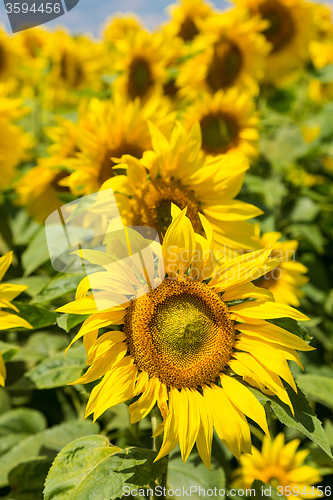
xmin=0 ymin=252 xmax=32 ymax=386
xmin=177 ymin=8 xmax=270 ymax=100
xmin=15 ymin=116 xmax=78 ymax=222
xmin=62 ymin=95 xmax=176 ymax=196
xmin=253 ymin=229 xmax=308 ymax=307
xmin=232 ymin=433 xmax=322 ymax=498
xmin=183 ymin=89 xmax=259 ymax=158
xmin=163 ymin=0 xmax=214 ymax=41
xmin=235 ymin=0 xmax=316 ymax=84
xmin=58 ymin=209 xmax=312 ymax=467
xmin=100 ymin=121 xmax=263 ymax=252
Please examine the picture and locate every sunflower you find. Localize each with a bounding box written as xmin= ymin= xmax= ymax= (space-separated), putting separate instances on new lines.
xmin=183 ymin=89 xmax=260 ymax=158
xmin=0 ymin=28 xmax=21 ymax=84
xmin=163 ymin=0 xmax=214 ymax=42
xmin=0 ymin=252 xmax=32 ymax=386
xmin=14 ymin=27 xmax=49 ymax=90
xmin=103 ymin=14 xmax=143 ymax=45
xmin=235 ymin=0 xmax=317 ymax=84
xmin=100 ymin=121 xmax=263 ymax=252
xmin=0 ymin=92 xmax=32 ymax=191
xmin=62 ymin=95 xmax=176 ymax=196
xmin=232 ymin=433 xmax=323 ymax=498
xmin=177 ymin=8 xmax=270 ymax=100
xmin=15 ymin=116 xmax=78 ymax=222
xmin=42 ymin=30 xmax=107 ymax=109
xmin=57 ymin=208 xmax=312 ymax=467
xmin=253 ymin=229 xmax=308 ymax=307
xmin=112 ymin=29 xmax=178 ymax=101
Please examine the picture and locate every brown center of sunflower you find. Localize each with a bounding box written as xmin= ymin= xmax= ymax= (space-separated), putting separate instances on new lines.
xmin=259 ymin=0 xmax=295 ymax=53
xmin=99 ymin=143 xmax=144 ymax=185
xmin=206 ymin=37 xmax=243 ymax=91
xmin=132 ymin=179 xmax=201 ymax=238
xmin=163 ymin=78 xmax=179 ymax=98
xmin=59 ymin=52 xmax=84 ymax=88
xmin=124 ymin=278 xmax=235 ymax=388
xmin=200 ymin=113 xmax=239 ymax=154
xmin=51 ymin=171 xmax=70 ymax=193
xmin=178 ymin=17 xmax=199 ymax=41
xmin=128 ymin=56 xmax=154 ymax=99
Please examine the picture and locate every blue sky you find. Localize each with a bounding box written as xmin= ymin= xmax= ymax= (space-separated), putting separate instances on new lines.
xmin=1 ymin=0 xmax=332 ymax=36
xmin=1 ymin=0 xmax=228 ymax=35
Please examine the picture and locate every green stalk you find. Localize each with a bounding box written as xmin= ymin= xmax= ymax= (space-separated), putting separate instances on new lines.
xmin=151 ymin=406 xmax=169 ymax=500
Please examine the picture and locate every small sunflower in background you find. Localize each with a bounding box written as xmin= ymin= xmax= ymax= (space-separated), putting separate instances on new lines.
xmin=163 ymin=0 xmax=215 ymax=42
xmin=112 ymin=29 xmax=178 ymax=101
xmin=100 ymin=121 xmax=263 ymax=252
xmin=0 ymin=91 xmax=33 ymax=192
xmin=183 ymin=89 xmax=260 ymax=158
xmin=57 ymin=209 xmax=312 ymax=468
xmin=13 ymin=27 xmax=49 ymax=94
xmin=42 ymin=30 xmax=107 ymax=109
xmin=0 ymin=252 xmax=32 ymax=387
xmin=307 ymin=3 xmax=333 ymax=103
xmin=232 ymin=433 xmax=323 ymax=498
xmin=0 ymin=29 xmax=22 ymax=86
xmin=61 ymin=95 xmax=176 ymax=196
xmin=236 ymin=0 xmax=317 ymax=84
xmin=177 ymin=8 xmax=270 ymax=100
xmin=253 ymin=229 xmax=308 ymax=307
xmin=15 ymin=116 xmax=78 ymax=222
xmin=103 ymin=14 xmax=143 ymax=45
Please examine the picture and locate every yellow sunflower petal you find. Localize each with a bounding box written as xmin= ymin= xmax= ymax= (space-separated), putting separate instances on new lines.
xmin=0 ymin=252 xmax=13 ymax=281
xmin=162 ymin=207 xmax=195 ymax=277
xmin=230 ymin=301 xmax=309 ymax=323
xmin=0 ymin=352 xmax=6 ymax=387
xmin=0 ymin=311 xmax=32 ymax=330
xmin=220 ymin=374 xmax=269 ymax=436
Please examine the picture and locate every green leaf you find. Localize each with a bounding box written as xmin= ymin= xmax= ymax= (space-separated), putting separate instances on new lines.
xmin=268 ymin=318 xmax=311 ymax=341
xmin=6 ymin=458 xmax=53 ymax=500
xmin=250 ymin=387 xmax=333 ymax=459
xmin=56 ymin=313 xmax=89 ymax=333
xmin=31 ymin=274 xmax=83 ymax=303
xmin=11 ymin=346 xmax=86 ymax=390
xmin=285 ymin=223 xmax=325 ymax=254
xmin=0 ymin=388 xmax=11 ymax=415
xmin=266 ymin=88 xmax=295 ymax=114
xmin=6 ymin=276 xmax=50 ymax=298
xmin=0 ymin=408 xmax=47 ymax=456
xmin=310 ymin=64 xmax=333 ymax=83
xmin=21 ymin=227 xmax=50 ymax=276
xmin=0 ymin=340 xmax=19 ymax=363
xmin=43 ymin=436 xmax=167 ymax=500
xmin=18 ymin=332 xmax=69 ymax=363
xmin=11 ymin=302 xmax=58 ymax=330
xmin=296 ymin=374 xmax=333 ymax=409
xmin=168 ymin=453 xmax=226 ymax=499
xmin=0 ymin=420 xmax=98 ymax=487
xmin=290 ymin=197 xmax=321 ymax=222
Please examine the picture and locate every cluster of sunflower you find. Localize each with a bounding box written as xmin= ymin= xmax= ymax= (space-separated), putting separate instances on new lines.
xmin=0 ymin=0 xmax=333 ymax=498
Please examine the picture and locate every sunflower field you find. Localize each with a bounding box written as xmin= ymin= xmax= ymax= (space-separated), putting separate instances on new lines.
xmin=0 ymin=0 xmax=333 ymax=498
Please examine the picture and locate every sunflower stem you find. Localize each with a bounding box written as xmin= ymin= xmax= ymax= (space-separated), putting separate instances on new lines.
xmin=151 ymin=406 xmax=168 ymax=500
